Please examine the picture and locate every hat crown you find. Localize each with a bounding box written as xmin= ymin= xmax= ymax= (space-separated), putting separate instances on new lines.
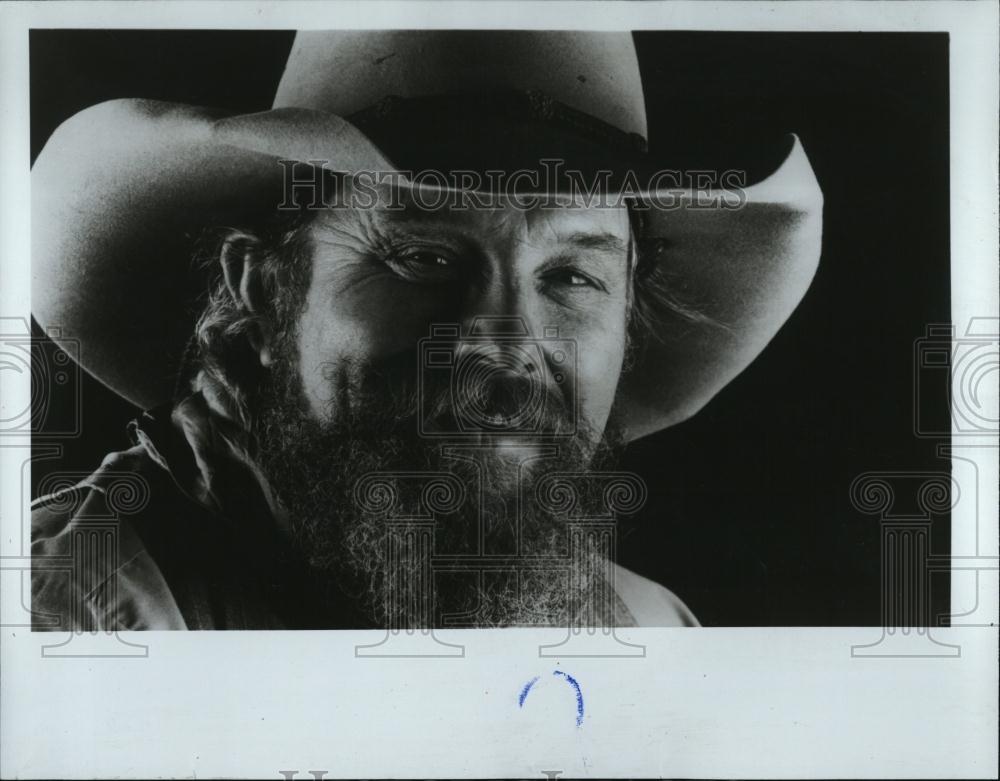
xmin=273 ymin=30 xmax=648 ymax=140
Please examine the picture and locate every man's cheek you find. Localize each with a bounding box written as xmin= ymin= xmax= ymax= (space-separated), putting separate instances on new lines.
xmin=319 ymin=278 xmax=457 ymax=359
xmin=574 ymin=338 xmax=627 ymax=432
xmin=293 ymin=309 xmax=348 ymax=420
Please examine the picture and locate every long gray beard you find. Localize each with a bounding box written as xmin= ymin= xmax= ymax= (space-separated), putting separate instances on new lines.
xmin=251 ymin=351 xmax=631 ymax=629
xmin=343 ymin=460 xmax=632 ymax=629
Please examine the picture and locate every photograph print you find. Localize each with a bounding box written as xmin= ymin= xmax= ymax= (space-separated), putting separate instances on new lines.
xmin=28 ymin=28 xmax=956 ymax=632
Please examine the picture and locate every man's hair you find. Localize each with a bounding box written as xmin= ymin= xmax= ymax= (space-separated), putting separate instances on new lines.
xmin=193 ymin=209 xmax=315 ymax=424
xmin=193 ymin=204 xmax=711 ymax=424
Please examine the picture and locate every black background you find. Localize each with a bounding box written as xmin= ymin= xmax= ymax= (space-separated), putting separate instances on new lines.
xmin=29 ymin=30 xmax=951 ymax=626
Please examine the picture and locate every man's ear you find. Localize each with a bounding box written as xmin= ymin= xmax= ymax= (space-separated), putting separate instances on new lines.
xmin=219 ymin=233 xmax=274 ymax=368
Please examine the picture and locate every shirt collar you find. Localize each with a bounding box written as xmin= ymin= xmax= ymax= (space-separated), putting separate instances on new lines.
xmin=128 ymin=390 xmax=288 ymax=536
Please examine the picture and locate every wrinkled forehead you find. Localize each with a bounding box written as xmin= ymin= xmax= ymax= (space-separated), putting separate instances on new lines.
xmin=315 ymin=177 xmax=633 ymax=248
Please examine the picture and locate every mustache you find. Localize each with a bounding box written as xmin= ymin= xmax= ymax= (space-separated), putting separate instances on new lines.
xmin=305 ymin=345 xmax=577 ymax=438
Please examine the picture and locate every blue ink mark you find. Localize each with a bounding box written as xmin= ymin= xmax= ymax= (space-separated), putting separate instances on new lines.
xmin=518 ymin=676 xmax=540 ymax=707
xmin=552 ymin=670 xmax=584 ymax=727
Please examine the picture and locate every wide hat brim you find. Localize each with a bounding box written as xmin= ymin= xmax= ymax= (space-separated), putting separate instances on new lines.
xmin=32 ymin=100 xmax=822 ymax=442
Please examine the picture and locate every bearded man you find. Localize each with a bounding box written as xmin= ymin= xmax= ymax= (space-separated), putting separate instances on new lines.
xmin=30 ymin=31 xmax=823 ymax=630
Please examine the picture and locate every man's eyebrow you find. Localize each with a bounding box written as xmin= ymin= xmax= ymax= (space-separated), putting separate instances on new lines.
xmin=370 ymin=208 xmax=482 ymax=240
xmin=554 ymin=231 xmax=628 ymax=254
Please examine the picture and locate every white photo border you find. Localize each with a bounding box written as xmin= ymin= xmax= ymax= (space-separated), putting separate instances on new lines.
xmin=1 ymin=2 xmax=997 ymax=779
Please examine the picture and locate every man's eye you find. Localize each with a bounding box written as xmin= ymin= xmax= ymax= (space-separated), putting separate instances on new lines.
xmin=545 ymin=269 xmax=604 ymax=291
xmin=384 ymin=251 xmax=462 ymax=284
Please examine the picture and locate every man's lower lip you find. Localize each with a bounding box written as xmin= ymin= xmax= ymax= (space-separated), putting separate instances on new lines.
xmin=481 ymin=413 xmax=521 ymax=427
xmin=460 ymin=433 xmax=546 ymax=452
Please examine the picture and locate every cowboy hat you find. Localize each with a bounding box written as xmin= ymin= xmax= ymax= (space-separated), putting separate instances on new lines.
xmin=31 ymin=30 xmax=823 ymax=442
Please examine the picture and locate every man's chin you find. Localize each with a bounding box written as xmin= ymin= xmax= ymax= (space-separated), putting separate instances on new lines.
xmin=253 ymin=367 xmax=620 ymax=627
xmin=435 ymin=431 xmax=596 ymax=463
xmin=423 ymin=435 xmax=593 ymax=504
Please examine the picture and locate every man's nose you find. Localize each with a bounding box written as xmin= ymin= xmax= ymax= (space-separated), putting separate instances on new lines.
xmin=455 ymin=317 xmax=540 ymax=377
xmin=451 ymin=318 xmax=547 ymax=427
xmin=450 ymin=258 xmax=552 ymax=379
xmin=458 ymin=267 xmax=543 ymax=340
